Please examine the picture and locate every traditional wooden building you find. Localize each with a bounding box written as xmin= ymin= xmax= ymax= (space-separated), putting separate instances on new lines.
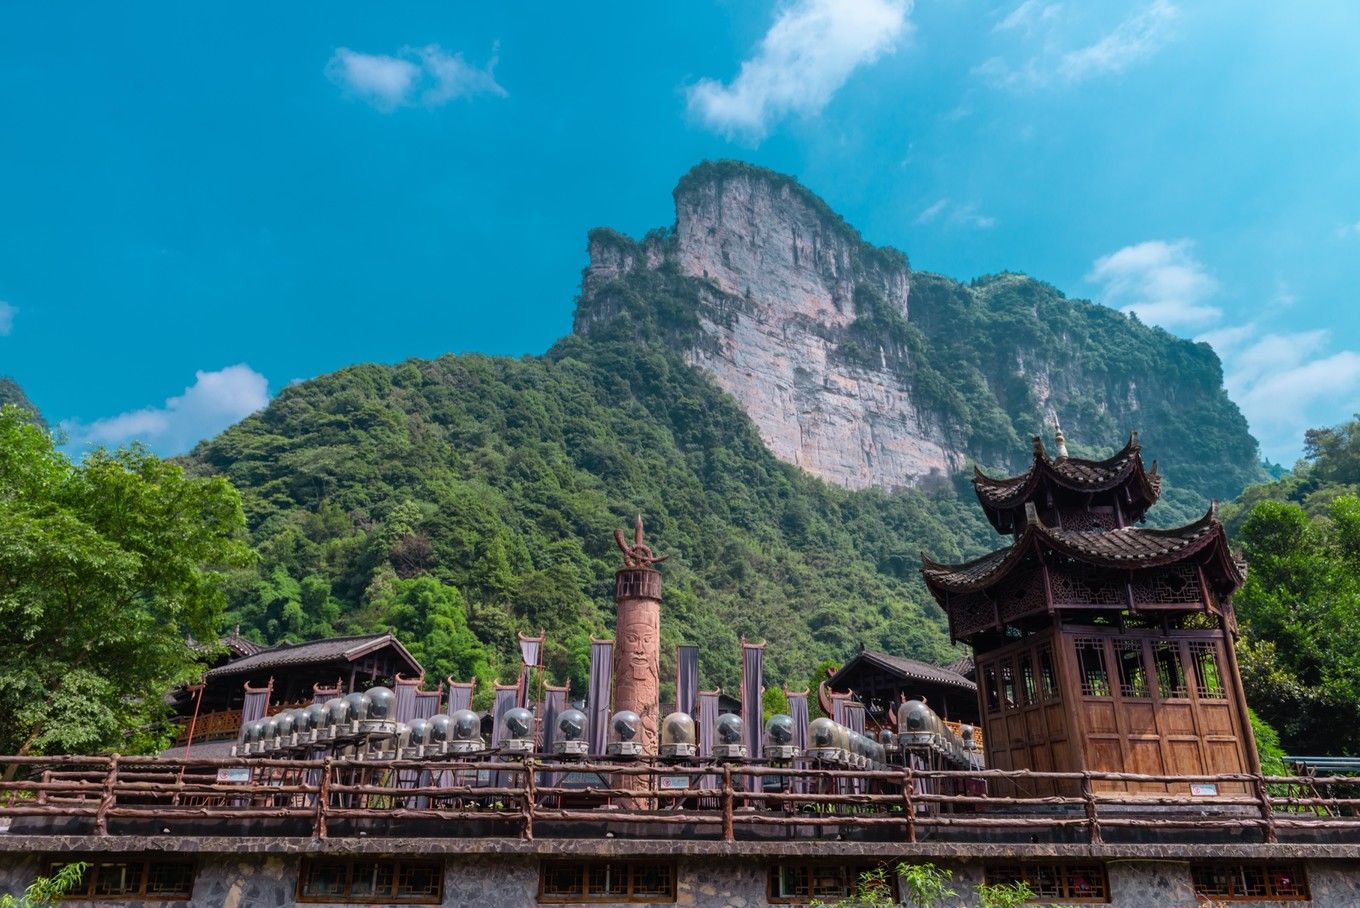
xmin=824 ymin=647 xmax=979 ymax=727
xmin=921 ymin=430 xmax=1258 ymax=794
xmin=163 ymin=631 xmax=424 ymax=755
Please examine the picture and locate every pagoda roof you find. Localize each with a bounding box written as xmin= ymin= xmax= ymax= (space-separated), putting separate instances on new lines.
xmin=201 ymin=632 xmax=423 ymax=682
xmin=972 ymin=432 xmax=1162 ymax=529
xmin=921 ymin=502 xmax=1244 ymax=597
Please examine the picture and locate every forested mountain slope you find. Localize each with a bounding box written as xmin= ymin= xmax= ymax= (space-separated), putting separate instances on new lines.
xmin=185 ymin=162 xmax=1266 ymax=701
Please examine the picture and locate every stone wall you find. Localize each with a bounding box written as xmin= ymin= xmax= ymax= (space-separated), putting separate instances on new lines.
xmin=5 ymin=851 xmax=1360 ymax=907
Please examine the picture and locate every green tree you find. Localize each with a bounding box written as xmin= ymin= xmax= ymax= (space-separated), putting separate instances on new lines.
xmin=1 ymin=862 xmax=88 ymax=908
xmin=367 ymin=576 xmax=495 ymax=685
xmin=1234 ymin=497 xmax=1360 ymax=753
xmin=0 ymin=406 xmax=251 ymax=764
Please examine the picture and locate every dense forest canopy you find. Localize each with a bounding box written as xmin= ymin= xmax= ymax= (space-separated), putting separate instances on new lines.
xmin=1226 ymin=415 xmax=1360 ymax=754
xmin=186 ymin=338 xmax=1002 ymax=702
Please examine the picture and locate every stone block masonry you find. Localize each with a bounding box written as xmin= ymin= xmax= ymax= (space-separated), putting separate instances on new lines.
xmin=6 ymin=847 xmax=1360 ymax=907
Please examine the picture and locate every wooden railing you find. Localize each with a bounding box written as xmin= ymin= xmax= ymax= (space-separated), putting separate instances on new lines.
xmin=2 ymin=755 xmax=1358 ymax=845
xmin=173 ymin=709 xmax=242 ymax=744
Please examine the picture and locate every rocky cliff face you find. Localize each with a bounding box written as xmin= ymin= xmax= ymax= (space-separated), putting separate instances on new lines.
xmin=575 ymin=161 xmax=1262 ymax=502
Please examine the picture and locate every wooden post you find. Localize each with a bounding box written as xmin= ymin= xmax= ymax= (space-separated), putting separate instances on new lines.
xmin=721 ymin=764 xmax=734 ymax=843
xmin=901 ymin=767 xmax=916 ymax=843
xmin=1080 ymin=771 xmax=1102 ymax=845
xmin=521 ymin=759 xmax=536 ymax=841
xmin=36 ymin=770 xmax=50 ymax=806
xmin=94 ymin=753 xmax=119 ymax=836
xmin=1256 ymin=773 xmax=1277 ymax=844
xmin=315 ymin=757 xmax=333 ymax=839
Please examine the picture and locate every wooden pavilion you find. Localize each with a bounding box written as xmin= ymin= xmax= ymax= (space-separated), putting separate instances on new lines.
xmin=921 ymin=430 xmax=1259 ymax=794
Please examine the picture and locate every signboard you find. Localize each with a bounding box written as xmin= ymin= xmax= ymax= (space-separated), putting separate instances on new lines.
xmin=1190 ymin=782 xmax=1219 ymax=797
xmin=216 ymin=767 xmax=252 ymax=784
xmin=659 ymin=775 xmax=691 ymax=791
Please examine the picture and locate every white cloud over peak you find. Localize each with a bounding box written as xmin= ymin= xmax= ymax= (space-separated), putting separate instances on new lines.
xmin=686 ymin=0 xmax=912 ymax=142
xmin=62 ymin=364 xmax=270 ymax=456
xmin=327 ymin=44 xmax=505 ymax=112
xmin=915 ymin=197 xmax=996 ymax=229
xmin=1086 ymin=240 xmax=1360 ymax=463
xmin=1086 ymin=239 xmax=1220 ymax=328
xmin=1337 ymin=220 xmax=1360 ymax=239
xmin=0 ymin=301 xmax=14 ymax=336
xmin=978 ymin=0 xmax=1178 ymax=90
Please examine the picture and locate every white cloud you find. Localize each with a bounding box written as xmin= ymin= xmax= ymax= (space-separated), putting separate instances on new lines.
xmin=1336 ymin=220 xmax=1360 ymax=239
xmin=1212 ymin=329 xmax=1360 ymax=460
xmin=915 ymin=198 xmax=949 ymax=224
xmin=1086 ymin=239 xmax=1220 ymax=328
xmin=327 ymin=44 xmax=505 ymax=112
xmin=0 ymin=301 xmax=14 ymax=336
xmin=686 ymin=0 xmax=911 ymax=142
xmin=62 ymin=364 xmax=270 ymax=456
xmin=978 ymin=0 xmax=1177 ymax=89
xmin=995 ymin=0 xmax=1062 ymax=34
xmin=915 ymin=197 xmax=995 ymax=229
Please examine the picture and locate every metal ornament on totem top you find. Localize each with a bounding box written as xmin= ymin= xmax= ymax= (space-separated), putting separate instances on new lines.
xmin=612 ymin=515 xmax=665 ymax=756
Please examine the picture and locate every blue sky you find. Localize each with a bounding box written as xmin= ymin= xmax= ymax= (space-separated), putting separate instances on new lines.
xmin=1 ymin=1 xmax=1357 ymax=465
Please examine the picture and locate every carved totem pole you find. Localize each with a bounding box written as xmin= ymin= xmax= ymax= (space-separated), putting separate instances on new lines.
xmin=612 ymin=515 xmax=666 ymax=754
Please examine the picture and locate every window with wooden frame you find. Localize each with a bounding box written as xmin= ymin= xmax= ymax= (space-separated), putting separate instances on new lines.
xmin=984 ymin=662 xmax=1002 ymax=713
xmin=1037 ymin=647 xmax=1059 ymax=701
xmin=538 ymin=861 xmax=675 ymax=903
xmin=297 ymin=859 xmax=442 ymax=904
xmin=769 ymin=864 xmax=898 ymax=904
xmin=1074 ymin=638 xmax=1111 ymax=697
xmin=1113 ymin=639 xmax=1150 ymax=699
xmin=1152 ymin=640 xmax=1188 ymax=698
xmin=985 ymin=862 xmax=1109 ymax=902
xmin=51 ymin=859 xmax=195 ymax=900
xmin=1187 ymin=641 xmax=1227 ymax=700
xmin=1020 ymin=654 xmax=1038 ymax=706
xmin=1190 ymin=862 xmax=1309 ymax=900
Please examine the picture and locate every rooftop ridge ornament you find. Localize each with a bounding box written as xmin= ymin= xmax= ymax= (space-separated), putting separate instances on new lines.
xmin=614 ymin=514 xmax=668 ymax=570
xmin=1054 ymin=419 xmax=1069 ymax=462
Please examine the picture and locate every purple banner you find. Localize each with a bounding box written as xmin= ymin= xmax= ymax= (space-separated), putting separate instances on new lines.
xmin=414 ymin=688 xmax=441 ymax=720
xmin=698 ymin=690 xmax=721 ymax=758
xmin=741 ymin=642 xmax=765 ymax=759
xmin=588 ymin=639 xmax=614 ymax=756
xmin=676 ymin=645 xmax=699 ymax=718
xmin=312 ymin=681 xmax=340 ymax=705
xmin=446 ymin=679 xmax=475 ymax=714
xmin=519 ymin=633 xmax=543 ymax=668
xmin=541 ymin=684 xmax=568 ymax=752
xmin=490 ymin=685 xmax=519 ymax=748
xmin=394 ymin=676 xmax=421 ymax=723
xmin=239 ymin=684 xmax=270 ymax=739
xmin=843 ymin=701 xmax=865 ymax=735
xmin=786 ymin=690 xmax=810 ymax=751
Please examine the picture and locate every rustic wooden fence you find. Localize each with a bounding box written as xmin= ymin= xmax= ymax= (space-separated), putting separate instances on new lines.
xmin=2 ymin=755 xmax=1357 ymax=845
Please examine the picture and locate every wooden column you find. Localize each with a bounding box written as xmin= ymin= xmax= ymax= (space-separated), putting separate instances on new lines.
xmin=613 ymin=569 xmax=662 ymax=754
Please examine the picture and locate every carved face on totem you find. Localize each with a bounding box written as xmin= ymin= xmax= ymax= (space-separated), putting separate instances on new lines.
xmin=622 ymin=609 xmax=659 ymax=682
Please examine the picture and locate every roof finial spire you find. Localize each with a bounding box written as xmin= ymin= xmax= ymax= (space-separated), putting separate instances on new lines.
xmin=1054 ymin=418 xmax=1069 ymax=462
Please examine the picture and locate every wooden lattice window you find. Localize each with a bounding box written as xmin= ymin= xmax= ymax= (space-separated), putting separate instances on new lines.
xmin=1153 ymin=641 xmax=1188 ymax=698
xmin=539 ymin=862 xmax=675 ymax=903
xmin=1075 ymin=638 xmax=1111 ymax=697
xmin=985 ymin=862 xmax=1109 ymax=902
xmin=52 ymin=859 xmax=194 ymax=900
xmin=1188 ymin=641 xmax=1226 ymax=700
xmin=1020 ymin=655 xmax=1038 ymax=706
xmin=1113 ymin=639 xmax=1150 ymax=698
xmin=984 ymin=663 xmax=1002 ymax=713
xmin=1038 ymin=647 xmax=1059 ymax=701
xmin=1190 ymin=862 xmax=1309 ymax=900
xmin=769 ymin=864 xmax=897 ymax=904
xmin=297 ymin=859 xmax=442 ymax=904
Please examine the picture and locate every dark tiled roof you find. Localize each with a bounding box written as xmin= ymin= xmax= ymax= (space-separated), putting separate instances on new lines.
xmin=921 ymin=504 xmax=1240 ymax=594
xmin=944 ymin=655 xmax=975 ymax=679
xmin=158 ymin=739 xmax=238 ymax=759
xmin=973 ymin=432 xmax=1162 ymax=511
xmin=202 ymin=633 xmax=422 ymax=681
xmin=829 ymin=649 xmax=977 ymax=693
